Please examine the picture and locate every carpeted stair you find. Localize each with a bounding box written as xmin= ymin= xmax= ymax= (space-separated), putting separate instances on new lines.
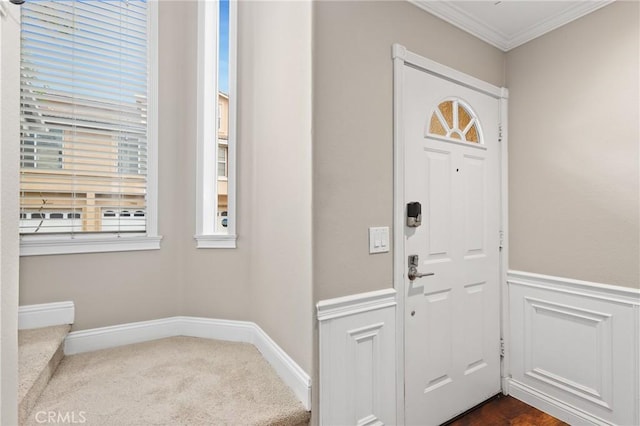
xmin=18 ymin=324 xmax=71 ymax=425
xmin=24 ymin=336 xmax=310 ymax=426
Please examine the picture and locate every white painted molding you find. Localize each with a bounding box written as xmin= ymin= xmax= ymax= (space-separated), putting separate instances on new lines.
xmin=316 ymin=288 xmax=396 ymax=321
xmin=20 ymin=235 xmax=162 ymax=256
xmin=508 ymin=270 xmax=639 ymax=425
xmin=508 ymin=380 xmax=613 ymax=426
xmin=251 ymin=323 xmax=311 ymax=410
xmin=508 ymin=270 xmax=640 ymax=305
xmin=18 ymin=301 xmax=74 ymax=330
xmin=194 ymin=234 xmax=237 ymax=249
xmin=409 ymin=0 xmax=614 ymax=52
xmin=505 ymin=1 xmax=614 ymax=51
xmin=392 ymin=43 xmax=502 ymax=99
xmin=317 ymin=290 xmax=397 ymax=425
xmin=63 ymin=316 xmax=311 ymax=410
xmin=410 ymin=0 xmax=511 ymax=51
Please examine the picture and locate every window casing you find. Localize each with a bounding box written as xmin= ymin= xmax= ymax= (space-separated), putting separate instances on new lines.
xmin=19 ymin=0 xmax=160 ymax=256
xmin=195 ymin=0 xmax=236 ymax=248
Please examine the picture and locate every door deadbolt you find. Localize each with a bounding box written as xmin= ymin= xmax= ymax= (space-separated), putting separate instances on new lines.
xmin=407 ymin=202 xmax=422 ymax=227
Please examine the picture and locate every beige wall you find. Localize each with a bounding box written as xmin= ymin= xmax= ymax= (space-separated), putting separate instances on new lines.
xmin=19 ymin=2 xmax=189 ymax=329
xmin=506 ymin=1 xmax=640 ymax=289
xmin=181 ymin=0 xmax=313 ymax=372
xmin=312 ymin=0 xmax=505 ymax=303
xmin=19 ymin=1 xmax=313 ymax=374
xmin=242 ymin=0 xmax=313 ymax=373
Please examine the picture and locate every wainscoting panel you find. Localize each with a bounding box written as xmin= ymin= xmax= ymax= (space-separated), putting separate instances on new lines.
xmin=317 ymin=289 xmax=397 ymax=426
xmin=507 ymin=271 xmax=639 ymax=425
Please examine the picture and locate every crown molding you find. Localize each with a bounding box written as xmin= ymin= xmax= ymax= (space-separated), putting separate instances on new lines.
xmin=410 ymin=0 xmax=615 ymax=52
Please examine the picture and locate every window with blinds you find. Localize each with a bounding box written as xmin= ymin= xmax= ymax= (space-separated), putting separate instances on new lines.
xmin=20 ymin=0 xmax=150 ymax=235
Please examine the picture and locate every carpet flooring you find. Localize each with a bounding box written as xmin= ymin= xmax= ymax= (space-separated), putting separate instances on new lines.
xmin=25 ymin=337 xmax=310 ymax=426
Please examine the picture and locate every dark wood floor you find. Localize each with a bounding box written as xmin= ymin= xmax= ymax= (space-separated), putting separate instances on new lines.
xmin=446 ymin=395 xmax=568 ymax=426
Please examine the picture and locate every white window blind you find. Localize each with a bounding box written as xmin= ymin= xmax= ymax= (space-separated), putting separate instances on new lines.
xmin=20 ymin=0 xmax=150 ymax=235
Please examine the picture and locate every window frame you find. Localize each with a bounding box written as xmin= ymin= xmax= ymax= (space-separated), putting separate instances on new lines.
xmin=195 ymin=0 xmax=237 ymax=249
xmin=19 ymin=0 xmax=161 ymax=256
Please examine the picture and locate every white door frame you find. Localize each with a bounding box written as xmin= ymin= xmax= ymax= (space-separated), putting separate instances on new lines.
xmin=391 ymin=44 xmax=509 ymax=425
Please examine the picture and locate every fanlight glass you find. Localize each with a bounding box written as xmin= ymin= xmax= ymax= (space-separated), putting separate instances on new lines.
xmin=428 ymin=99 xmax=480 ymax=143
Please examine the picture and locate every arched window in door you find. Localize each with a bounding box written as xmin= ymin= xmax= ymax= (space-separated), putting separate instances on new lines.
xmin=428 ymin=99 xmax=482 ymax=144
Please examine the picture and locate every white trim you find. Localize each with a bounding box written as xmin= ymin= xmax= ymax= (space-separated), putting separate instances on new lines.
xmin=195 ymin=0 xmax=237 ymax=243
xmin=18 ymin=1 xmax=160 ymax=256
xmin=392 ymin=44 xmax=502 ymax=99
xmin=195 ymin=0 xmax=218 ymax=237
xmin=499 ymin=90 xmax=511 ymax=393
xmin=194 ymin=234 xmax=237 ymax=249
xmin=316 ymin=288 xmax=397 ymax=321
xmin=63 ymin=316 xmax=311 ymax=410
xmin=409 ymin=0 xmax=613 ymax=52
xmin=146 ymin=0 xmax=159 ymax=239
xmin=508 ymin=270 xmax=640 ymax=306
xmin=226 ymin=0 xmax=237 ymax=238
xmin=317 ymin=290 xmax=397 ymax=425
xmin=508 ymin=380 xmax=612 ymax=426
xmin=392 ymin=44 xmax=507 ymax=425
xmin=392 ymin=43 xmax=407 ymax=426
xmin=20 ymin=235 xmax=162 ymax=256
xmin=508 ymin=270 xmax=640 ymax=425
xmin=251 ymin=323 xmax=311 ymax=410
xmin=506 ymin=1 xmax=613 ymax=51
xmin=18 ymin=301 xmax=74 ymax=330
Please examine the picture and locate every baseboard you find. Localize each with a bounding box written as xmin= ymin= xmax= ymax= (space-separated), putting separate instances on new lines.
xmin=251 ymin=324 xmax=312 ymax=410
xmin=64 ymin=317 xmax=181 ymax=355
xmin=18 ymin=301 xmax=74 ymax=330
xmin=508 ymin=379 xmax=610 ymax=425
xmin=63 ymin=316 xmax=311 ymax=410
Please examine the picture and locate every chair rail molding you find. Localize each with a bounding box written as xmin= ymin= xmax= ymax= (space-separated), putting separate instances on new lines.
xmin=506 ymin=270 xmax=639 ymax=426
xmin=317 ymin=288 xmax=397 ymax=426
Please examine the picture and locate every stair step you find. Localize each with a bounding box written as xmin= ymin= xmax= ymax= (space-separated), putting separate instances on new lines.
xmin=19 ymin=324 xmax=70 ymax=425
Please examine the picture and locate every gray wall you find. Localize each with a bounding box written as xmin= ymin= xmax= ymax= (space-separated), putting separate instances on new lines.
xmin=506 ymin=1 xmax=640 ymax=289
xmin=312 ymin=0 xmax=505 ymax=303
xmin=19 ymin=1 xmax=313 ymax=374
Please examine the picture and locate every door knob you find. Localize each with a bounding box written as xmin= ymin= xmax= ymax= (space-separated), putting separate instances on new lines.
xmin=408 ymin=266 xmax=435 ymax=281
xmin=408 ymin=254 xmax=434 ymax=281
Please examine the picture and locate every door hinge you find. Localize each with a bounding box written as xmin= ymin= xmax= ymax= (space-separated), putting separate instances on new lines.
xmin=500 ymin=338 xmax=505 ymax=358
xmin=498 ymin=124 xmax=503 ymax=143
xmin=499 ymin=230 xmax=504 ymax=250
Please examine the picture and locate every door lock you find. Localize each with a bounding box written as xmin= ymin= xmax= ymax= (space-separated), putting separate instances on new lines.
xmin=408 ymin=255 xmax=435 ymax=281
xmin=407 ymin=202 xmax=422 ymax=227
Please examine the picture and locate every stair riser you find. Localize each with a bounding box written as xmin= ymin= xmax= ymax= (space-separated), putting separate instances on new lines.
xmin=20 ymin=343 xmax=65 ymax=425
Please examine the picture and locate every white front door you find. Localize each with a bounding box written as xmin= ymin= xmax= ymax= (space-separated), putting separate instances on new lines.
xmin=402 ymin=64 xmax=502 ymax=425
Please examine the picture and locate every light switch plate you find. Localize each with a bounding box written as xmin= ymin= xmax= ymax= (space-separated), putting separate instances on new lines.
xmin=369 ymin=226 xmax=389 ymax=254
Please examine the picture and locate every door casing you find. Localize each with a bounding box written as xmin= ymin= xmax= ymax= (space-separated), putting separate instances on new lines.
xmin=391 ymin=44 xmax=510 ymax=425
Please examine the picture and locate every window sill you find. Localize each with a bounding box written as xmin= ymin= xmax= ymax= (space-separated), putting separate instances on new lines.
xmin=20 ymin=234 xmax=163 ymax=256
xmin=194 ymin=234 xmax=237 ymax=249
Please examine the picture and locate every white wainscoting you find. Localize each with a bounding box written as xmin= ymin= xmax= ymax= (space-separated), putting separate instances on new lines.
xmin=317 ymin=288 xmax=397 ymax=426
xmin=507 ymin=271 xmax=640 ymax=426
